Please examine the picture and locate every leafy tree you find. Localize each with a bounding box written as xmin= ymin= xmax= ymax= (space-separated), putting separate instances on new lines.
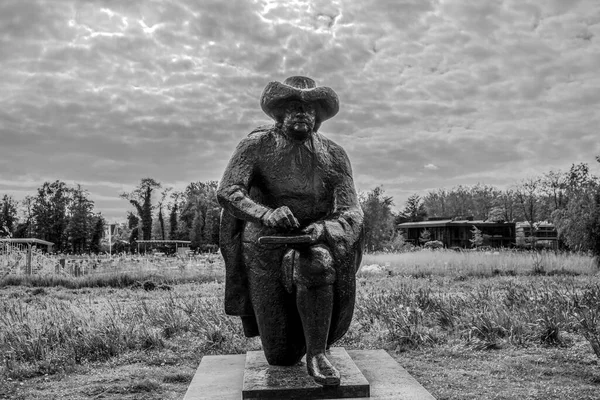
xmin=203 ymin=203 xmax=221 ymax=246
xmin=423 ymin=189 xmax=448 ymax=217
xmin=360 ymin=186 xmax=395 ymax=252
xmin=169 ymin=191 xmax=182 ymax=240
xmin=16 ymin=182 xmax=102 ymax=253
xmin=121 ymin=178 xmax=161 ymax=241
xmin=179 ymin=181 xmax=220 ymax=249
xmin=419 ymin=228 xmax=431 ymax=244
xmin=553 ymin=190 xmax=596 ymax=251
xmin=514 ymin=177 xmax=544 ymax=244
xmin=0 ymin=194 xmax=18 ymax=237
xmin=190 ymin=210 xmax=205 ymax=249
xmin=446 ymin=185 xmax=474 ymax=218
xmin=155 ymin=187 xmax=172 ymax=240
xmin=497 ymin=189 xmax=520 ymax=222
xmin=32 ymin=181 xmax=71 ymax=251
xmin=424 ymin=184 xmax=502 ymax=220
xmin=397 ymin=194 xmax=427 ymax=223
xmin=89 ymin=215 xmax=105 ymax=254
xmin=551 ymin=161 xmax=600 ymax=252
xmin=13 ymin=196 xmax=34 ymax=238
xmin=470 ymin=226 xmax=484 ymax=248
xmin=127 ymin=212 xmax=140 ymax=250
xmin=65 ymin=185 xmax=94 ymax=253
xmin=471 ymin=184 xmax=501 ymax=221
xmin=541 ymin=170 xmax=568 ymax=213
xmin=587 ymin=189 xmax=600 ymax=267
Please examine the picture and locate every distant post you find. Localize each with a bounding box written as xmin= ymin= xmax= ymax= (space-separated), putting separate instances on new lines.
xmin=26 ymin=243 xmax=32 ymax=275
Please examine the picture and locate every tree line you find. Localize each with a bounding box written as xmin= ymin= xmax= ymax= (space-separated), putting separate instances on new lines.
xmin=0 ymin=178 xmax=221 ymax=254
xmin=366 ymin=157 xmax=600 ymax=255
xmin=114 ymin=178 xmax=221 ymax=253
xmin=0 ymin=181 xmax=105 ymax=253
xmin=1 ymin=157 xmax=599 ymax=256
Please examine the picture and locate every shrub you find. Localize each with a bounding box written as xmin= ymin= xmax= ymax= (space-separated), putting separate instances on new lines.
xmin=423 ymin=240 xmax=444 ymax=250
xmin=571 ymin=284 xmax=600 ymax=358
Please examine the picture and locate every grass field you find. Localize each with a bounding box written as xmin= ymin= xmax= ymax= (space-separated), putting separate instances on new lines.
xmin=1 ymin=249 xmax=600 ymax=399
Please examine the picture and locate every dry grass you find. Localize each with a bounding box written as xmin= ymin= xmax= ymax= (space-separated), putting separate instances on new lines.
xmin=0 ymin=253 xmax=225 ymax=289
xmin=1 ymin=250 xmax=600 ymax=399
xmin=362 ymin=248 xmax=596 ymax=277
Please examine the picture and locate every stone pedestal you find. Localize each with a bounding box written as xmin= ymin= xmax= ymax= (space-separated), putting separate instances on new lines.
xmin=184 ymin=349 xmax=436 ymax=400
xmin=243 ymin=348 xmax=369 ymax=399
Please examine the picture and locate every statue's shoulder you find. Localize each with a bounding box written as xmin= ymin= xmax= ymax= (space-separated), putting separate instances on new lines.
xmin=316 ymin=132 xmax=350 ymax=161
xmin=234 ymin=125 xmax=276 ymax=152
xmin=247 ymin=124 xmax=276 ymax=139
xmin=316 ymin=132 xmax=341 ymax=149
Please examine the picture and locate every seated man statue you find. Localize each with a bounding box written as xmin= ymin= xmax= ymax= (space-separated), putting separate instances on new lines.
xmin=218 ymin=76 xmax=364 ymax=386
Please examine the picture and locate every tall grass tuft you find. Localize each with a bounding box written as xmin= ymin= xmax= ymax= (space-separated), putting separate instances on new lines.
xmin=571 ymin=284 xmax=600 ymax=358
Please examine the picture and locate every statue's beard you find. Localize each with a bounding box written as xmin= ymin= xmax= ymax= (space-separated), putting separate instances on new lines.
xmin=293 ymin=122 xmax=311 ymax=133
xmin=284 ymin=121 xmax=314 ymax=140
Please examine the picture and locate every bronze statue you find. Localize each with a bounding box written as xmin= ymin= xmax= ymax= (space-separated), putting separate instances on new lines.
xmin=218 ymin=76 xmax=364 ymax=386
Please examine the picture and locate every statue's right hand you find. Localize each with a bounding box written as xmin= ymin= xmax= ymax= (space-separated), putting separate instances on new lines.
xmin=263 ymin=206 xmax=300 ymax=230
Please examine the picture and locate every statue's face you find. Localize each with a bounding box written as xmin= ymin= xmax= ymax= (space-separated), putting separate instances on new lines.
xmin=281 ymin=101 xmax=317 ymax=140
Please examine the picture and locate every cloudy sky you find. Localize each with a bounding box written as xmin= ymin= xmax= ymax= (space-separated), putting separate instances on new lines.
xmin=1 ymin=0 xmax=600 ymax=221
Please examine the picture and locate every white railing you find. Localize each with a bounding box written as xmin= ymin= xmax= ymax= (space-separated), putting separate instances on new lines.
xmin=1 ymin=250 xmax=224 ymax=278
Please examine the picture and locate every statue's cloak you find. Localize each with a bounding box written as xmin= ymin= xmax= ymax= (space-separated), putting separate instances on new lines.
xmin=218 ymin=126 xmax=364 ymax=343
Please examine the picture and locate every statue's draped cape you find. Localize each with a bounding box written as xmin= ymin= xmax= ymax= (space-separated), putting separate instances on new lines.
xmin=218 ymin=126 xmax=364 ymax=342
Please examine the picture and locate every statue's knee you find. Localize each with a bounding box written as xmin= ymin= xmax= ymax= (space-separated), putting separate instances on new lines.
xmin=294 ymin=245 xmax=336 ymax=288
xmin=263 ymin=346 xmax=304 ymax=366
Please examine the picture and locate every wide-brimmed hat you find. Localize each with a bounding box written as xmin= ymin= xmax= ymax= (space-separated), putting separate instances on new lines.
xmin=260 ymin=76 xmax=339 ymax=123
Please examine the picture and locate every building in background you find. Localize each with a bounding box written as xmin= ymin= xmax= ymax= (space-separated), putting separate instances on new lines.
xmin=397 ymin=217 xmax=516 ymax=249
xmin=515 ymin=222 xmax=558 ymax=249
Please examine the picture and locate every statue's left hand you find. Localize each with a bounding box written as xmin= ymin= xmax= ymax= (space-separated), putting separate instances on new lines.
xmin=302 ymin=222 xmax=325 ymax=244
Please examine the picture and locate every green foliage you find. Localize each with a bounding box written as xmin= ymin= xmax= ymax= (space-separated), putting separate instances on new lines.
xmin=0 ymin=194 xmax=18 ymax=237
xmin=470 ymin=226 xmax=484 ymax=248
xmin=589 ymin=190 xmax=600 ymax=267
xmin=180 ymin=181 xmax=220 ymax=250
xmin=65 ymin=185 xmax=95 ymax=253
xmin=514 ymin=177 xmax=544 ymax=229
xmin=168 ymin=191 xmax=181 ymax=240
xmin=32 ymin=181 xmax=71 ymax=250
xmin=398 ymin=194 xmax=427 ymax=223
xmin=155 ymin=188 xmax=172 ymax=241
xmin=551 ymin=162 xmax=600 ymax=253
xmin=121 ymin=178 xmax=162 ymax=242
xmin=423 ymin=184 xmax=505 ymax=221
xmin=89 ymin=216 xmax=105 ymax=254
xmin=6 ymin=181 xmax=102 ymax=253
xmin=420 ymin=159 xmax=600 ymax=254
xmin=418 ymin=228 xmax=431 ymax=244
xmin=424 ymin=240 xmax=443 ymax=249
xmin=359 ymin=186 xmax=395 ymax=252
xmin=382 ymin=232 xmax=411 ymax=252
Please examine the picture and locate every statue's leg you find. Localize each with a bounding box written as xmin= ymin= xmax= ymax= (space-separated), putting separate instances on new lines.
xmin=244 ymin=244 xmax=306 ymax=365
xmin=295 ymin=245 xmax=341 ymax=386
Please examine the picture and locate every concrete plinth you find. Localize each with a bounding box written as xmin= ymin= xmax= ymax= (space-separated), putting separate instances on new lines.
xmin=243 ymin=348 xmax=369 ymax=399
xmin=183 ymin=349 xmax=436 ymax=400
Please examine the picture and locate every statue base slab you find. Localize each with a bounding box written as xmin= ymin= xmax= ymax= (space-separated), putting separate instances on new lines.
xmin=242 ymin=347 xmax=369 ymax=399
xmin=183 ymin=349 xmax=436 ymax=400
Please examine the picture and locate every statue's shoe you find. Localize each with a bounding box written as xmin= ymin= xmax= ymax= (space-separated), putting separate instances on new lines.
xmin=307 ymin=353 xmax=341 ymax=386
